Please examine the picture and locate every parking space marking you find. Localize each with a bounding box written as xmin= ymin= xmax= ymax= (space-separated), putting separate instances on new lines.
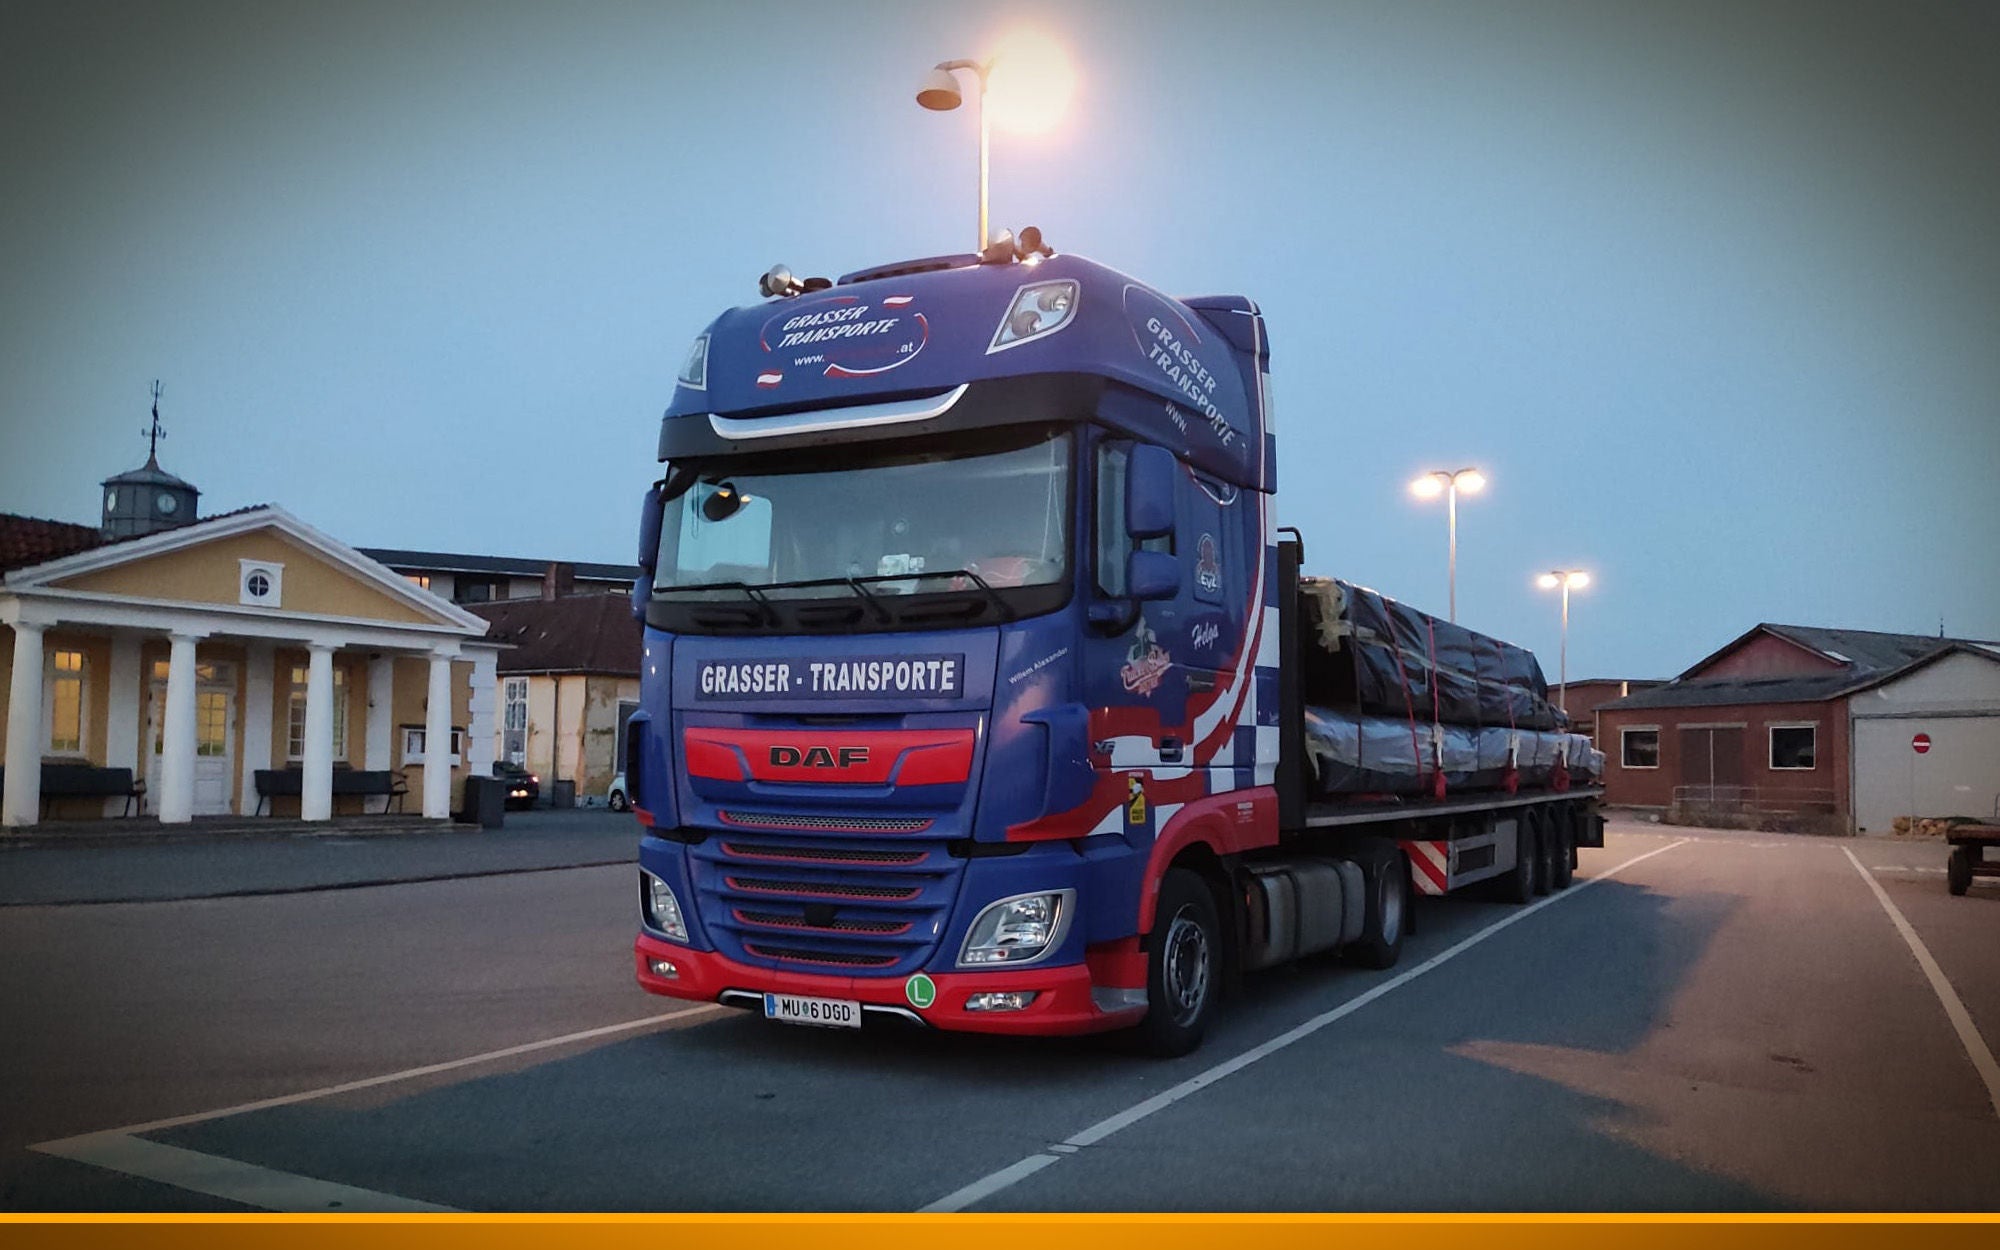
xmin=919 ymin=837 xmax=1690 ymax=1213
xmin=30 ymin=1002 xmax=725 ymax=1209
xmin=34 ymin=1132 xmax=458 ymax=1212
xmin=1843 ymin=846 xmax=2000 ymax=1120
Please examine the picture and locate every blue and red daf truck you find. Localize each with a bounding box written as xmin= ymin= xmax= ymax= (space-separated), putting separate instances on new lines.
xmin=627 ymin=235 xmax=1605 ymax=1055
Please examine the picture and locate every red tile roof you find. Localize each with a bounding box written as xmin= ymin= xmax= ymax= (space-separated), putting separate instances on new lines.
xmin=468 ymin=592 xmax=640 ymax=676
xmin=0 ymin=514 xmax=104 ymax=574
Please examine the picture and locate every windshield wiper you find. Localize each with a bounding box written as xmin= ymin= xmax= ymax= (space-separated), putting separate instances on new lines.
xmin=858 ymin=569 xmax=1014 ymax=623
xmin=654 ymin=581 xmax=777 ymax=628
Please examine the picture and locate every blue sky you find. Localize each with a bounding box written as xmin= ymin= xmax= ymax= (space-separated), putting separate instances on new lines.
xmin=3 ymin=1 xmax=1995 ymax=679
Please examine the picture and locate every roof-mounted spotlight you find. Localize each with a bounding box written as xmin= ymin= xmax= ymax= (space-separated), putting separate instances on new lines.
xmin=978 ymin=229 xmax=1016 ymax=265
xmin=758 ymin=264 xmax=802 ymax=298
xmin=1017 ymin=225 xmax=1053 ymax=260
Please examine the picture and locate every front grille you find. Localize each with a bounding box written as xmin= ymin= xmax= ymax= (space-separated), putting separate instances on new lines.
xmin=736 ymin=909 xmax=912 ymax=935
xmin=691 ymin=824 xmax=963 ymax=976
xmin=720 ymin=810 xmax=933 ymax=834
xmin=745 ymin=944 xmax=900 ymax=968
xmin=723 ymin=841 xmax=927 ymax=866
xmin=726 ymin=875 xmax=920 ymax=901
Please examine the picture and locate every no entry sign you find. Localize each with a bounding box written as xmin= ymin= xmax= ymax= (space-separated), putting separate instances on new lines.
xmin=1912 ymin=733 xmax=1932 ymax=754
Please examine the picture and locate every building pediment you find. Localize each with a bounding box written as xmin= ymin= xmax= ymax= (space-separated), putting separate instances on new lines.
xmin=4 ymin=506 xmax=487 ymax=636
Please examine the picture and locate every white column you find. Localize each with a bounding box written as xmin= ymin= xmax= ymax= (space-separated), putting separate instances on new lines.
xmin=466 ymin=651 xmax=497 ymax=780
xmin=239 ymin=643 xmax=275 ymax=816
xmin=423 ymin=648 xmax=456 ymax=819
xmin=3 ymin=622 xmax=47 ymax=827
xmin=103 ymin=634 xmax=143 ymax=817
xmin=156 ymin=632 xmax=202 ymax=824
xmin=300 ymin=643 xmax=335 ymax=822
xmin=364 ymin=655 xmax=395 ymax=771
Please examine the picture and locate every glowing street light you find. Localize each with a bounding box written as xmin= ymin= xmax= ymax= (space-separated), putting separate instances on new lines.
xmin=1409 ymin=467 xmax=1486 ymax=622
xmin=1536 ymin=569 xmax=1591 ymax=712
xmin=916 ymin=32 xmax=1075 ymax=252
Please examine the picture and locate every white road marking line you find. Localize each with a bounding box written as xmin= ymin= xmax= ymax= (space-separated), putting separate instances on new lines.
xmin=34 ymin=1133 xmax=458 ymax=1213
xmin=1843 ymin=847 xmax=2000 ymax=1121
xmin=38 ymin=1003 xmax=725 ymax=1141
xmin=30 ymin=1002 xmax=725 ymax=1210
xmin=919 ymin=837 xmax=1690 ymax=1213
xmin=1872 ymin=864 xmax=1947 ymax=875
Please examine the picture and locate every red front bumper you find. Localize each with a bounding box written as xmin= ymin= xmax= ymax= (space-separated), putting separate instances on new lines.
xmin=633 ymin=933 xmax=1146 ymax=1036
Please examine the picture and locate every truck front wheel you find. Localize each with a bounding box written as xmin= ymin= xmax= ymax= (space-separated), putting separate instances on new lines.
xmin=1948 ymin=845 xmax=1974 ymax=896
xmin=1133 ymin=869 xmax=1220 ymax=1057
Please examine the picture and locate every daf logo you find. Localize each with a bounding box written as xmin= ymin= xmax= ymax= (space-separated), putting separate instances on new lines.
xmin=768 ymin=745 xmax=870 ymax=769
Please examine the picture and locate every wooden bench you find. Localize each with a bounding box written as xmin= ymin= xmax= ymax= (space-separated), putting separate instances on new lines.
xmin=0 ymin=763 xmax=147 ymax=818
xmin=254 ymin=767 xmax=408 ymax=815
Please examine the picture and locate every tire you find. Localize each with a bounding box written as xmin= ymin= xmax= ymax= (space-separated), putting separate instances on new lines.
xmin=1347 ymin=849 xmax=1409 ymax=970
xmin=1132 ymin=869 xmax=1222 ymax=1057
xmin=1548 ymin=808 xmax=1575 ymax=891
xmin=609 ymin=789 xmax=630 ymax=813
xmin=1502 ymin=816 xmax=1540 ymax=904
xmin=1948 ymin=846 xmax=1974 ymax=896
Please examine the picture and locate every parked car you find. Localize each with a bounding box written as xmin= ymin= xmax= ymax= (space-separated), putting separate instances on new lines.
xmin=494 ymin=761 xmax=540 ymax=810
xmin=607 ymin=771 xmax=630 ymax=812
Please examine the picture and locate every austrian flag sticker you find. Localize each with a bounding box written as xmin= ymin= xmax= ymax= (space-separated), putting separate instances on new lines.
xmin=756 ymin=371 xmax=783 ymax=389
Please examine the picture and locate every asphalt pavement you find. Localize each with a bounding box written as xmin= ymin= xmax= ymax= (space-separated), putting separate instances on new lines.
xmin=3 ymin=822 xmax=1996 ymax=1212
xmin=0 ymin=808 xmax=638 ymax=906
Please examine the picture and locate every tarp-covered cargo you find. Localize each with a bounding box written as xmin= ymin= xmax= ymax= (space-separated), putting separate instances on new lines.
xmin=1300 ymin=578 xmax=1563 ymax=731
xmin=1298 ymin=577 xmax=1603 ymax=798
xmin=1304 ymin=710 xmax=1603 ymax=797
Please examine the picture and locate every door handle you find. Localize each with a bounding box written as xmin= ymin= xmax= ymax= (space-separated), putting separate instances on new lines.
xmin=1158 ymin=737 xmax=1184 ymax=763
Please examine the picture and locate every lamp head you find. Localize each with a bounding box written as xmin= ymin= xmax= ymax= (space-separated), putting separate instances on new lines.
xmin=1538 ymin=573 xmax=1562 ymax=590
xmin=917 ymin=66 xmax=963 ymax=110
xmin=1456 ymin=469 xmax=1487 ymax=494
xmin=1409 ymin=474 xmax=1445 ymax=500
xmin=1567 ymin=571 xmax=1591 ymax=589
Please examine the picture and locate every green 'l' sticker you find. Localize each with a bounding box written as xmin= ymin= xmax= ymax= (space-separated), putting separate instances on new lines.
xmin=905 ymin=973 xmax=937 ymax=1010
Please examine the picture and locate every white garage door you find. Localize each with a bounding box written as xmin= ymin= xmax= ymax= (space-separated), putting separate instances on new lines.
xmin=1852 ymin=715 xmax=2000 ymax=835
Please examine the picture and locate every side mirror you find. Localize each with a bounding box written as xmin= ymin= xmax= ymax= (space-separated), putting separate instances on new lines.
xmin=1127 ymin=550 xmax=1181 ymax=601
xmin=1125 ymin=444 xmax=1177 ymax=539
xmin=636 ymin=483 xmax=665 ymax=573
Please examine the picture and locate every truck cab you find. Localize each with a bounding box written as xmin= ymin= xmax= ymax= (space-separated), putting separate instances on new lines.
xmin=628 ymin=242 xmax=1279 ymax=1052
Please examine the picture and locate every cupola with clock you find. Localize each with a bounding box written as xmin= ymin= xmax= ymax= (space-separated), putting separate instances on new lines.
xmin=101 ymin=381 xmax=201 ymax=540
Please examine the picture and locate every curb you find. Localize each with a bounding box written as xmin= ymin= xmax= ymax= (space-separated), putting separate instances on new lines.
xmin=0 ymin=856 xmax=637 ymax=908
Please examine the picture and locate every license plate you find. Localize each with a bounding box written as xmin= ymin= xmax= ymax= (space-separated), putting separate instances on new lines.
xmin=763 ymin=992 xmax=862 ymax=1029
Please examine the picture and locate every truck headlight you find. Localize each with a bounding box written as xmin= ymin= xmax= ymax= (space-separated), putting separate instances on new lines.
xmin=987 ymin=280 xmax=1079 ymax=354
xmin=958 ymin=889 xmax=1074 ymax=967
xmin=641 ymin=870 xmax=687 ymax=942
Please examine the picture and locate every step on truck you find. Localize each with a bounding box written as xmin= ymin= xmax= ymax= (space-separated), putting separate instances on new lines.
xmin=627 ymin=235 xmax=1605 ymax=1055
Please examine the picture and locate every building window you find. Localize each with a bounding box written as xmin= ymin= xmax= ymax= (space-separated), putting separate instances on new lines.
xmin=287 ymin=664 xmax=348 ymax=760
xmin=406 ymin=573 xmax=432 ymax=591
xmin=453 ymin=578 xmax=498 ymax=604
xmin=1620 ymin=727 xmax=1660 ymax=769
xmin=239 ymin=559 xmax=284 ymax=607
xmin=503 ymin=677 xmax=529 ymax=764
xmin=197 ymin=691 xmax=228 ymax=757
xmin=402 ymin=725 xmax=464 ymax=765
xmin=47 ymin=648 xmax=87 ymax=754
xmin=1770 ymin=724 xmax=1817 ymax=771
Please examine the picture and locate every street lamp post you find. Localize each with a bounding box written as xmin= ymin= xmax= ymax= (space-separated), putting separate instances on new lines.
xmin=1536 ymin=569 xmax=1591 ymax=713
xmin=1409 ymin=468 xmax=1486 ymax=622
xmin=917 ymin=59 xmax=994 ymax=251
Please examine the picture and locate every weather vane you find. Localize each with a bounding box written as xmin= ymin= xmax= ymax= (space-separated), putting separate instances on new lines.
xmin=143 ymin=379 xmax=166 ymax=463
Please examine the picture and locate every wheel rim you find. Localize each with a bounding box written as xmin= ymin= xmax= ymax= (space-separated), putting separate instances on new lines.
xmin=1161 ymin=904 xmax=1211 ymax=1027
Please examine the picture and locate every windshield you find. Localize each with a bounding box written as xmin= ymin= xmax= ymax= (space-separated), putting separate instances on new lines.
xmin=654 ymin=424 xmax=1071 ymax=613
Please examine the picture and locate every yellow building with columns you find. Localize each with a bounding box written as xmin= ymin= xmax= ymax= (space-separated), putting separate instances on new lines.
xmin=0 ymin=504 xmax=501 ymax=826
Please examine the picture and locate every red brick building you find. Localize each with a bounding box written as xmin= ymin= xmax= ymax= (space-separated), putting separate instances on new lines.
xmin=1597 ymin=624 xmax=1990 ymax=829
xmin=1556 ymin=678 xmax=1662 ymax=746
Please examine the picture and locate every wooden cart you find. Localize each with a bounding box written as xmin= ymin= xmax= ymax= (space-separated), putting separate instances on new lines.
xmin=1947 ymin=822 xmax=2000 ymax=895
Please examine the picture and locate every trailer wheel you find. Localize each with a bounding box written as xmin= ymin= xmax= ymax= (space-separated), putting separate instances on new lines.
xmin=1530 ymin=809 xmax=1554 ymax=896
xmin=1347 ymin=849 xmax=1409 ymax=970
xmin=1948 ymin=846 xmax=1974 ymax=896
xmin=1548 ymin=809 xmax=1575 ymax=891
xmin=1502 ymin=817 xmax=1540 ymax=904
xmin=1133 ymin=869 xmax=1221 ymax=1057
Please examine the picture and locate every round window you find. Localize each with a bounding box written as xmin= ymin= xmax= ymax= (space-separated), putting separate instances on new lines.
xmin=246 ymin=571 xmax=271 ymax=598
